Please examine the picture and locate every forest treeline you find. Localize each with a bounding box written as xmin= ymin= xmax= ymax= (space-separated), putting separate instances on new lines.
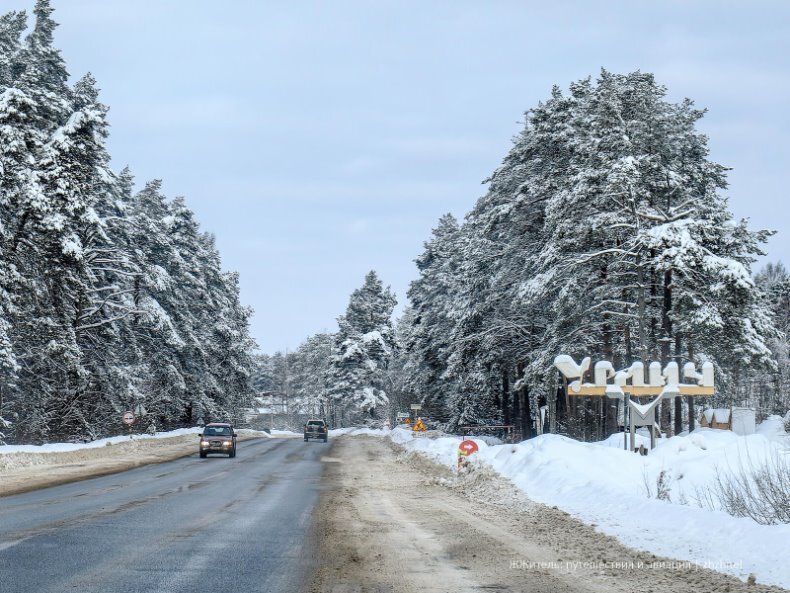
xmin=0 ymin=2 xmax=254 ymax=443
xmin=258 ymin=71 xmax=790 ymax=439
xmin=2 ymin=3 xmax=787 ymax=444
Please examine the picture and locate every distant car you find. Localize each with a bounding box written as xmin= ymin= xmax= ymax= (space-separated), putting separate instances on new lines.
xmin=303 ymin=419 xmax=328 ymax=443
xmin=199 ymin=423 xmax=237 ymax=458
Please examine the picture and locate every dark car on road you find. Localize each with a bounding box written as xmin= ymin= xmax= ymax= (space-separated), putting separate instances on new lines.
xmin=303 ymin=419 xmax=328 ymax=443
xmin=199 ymin=423 xmax=237 ymax=458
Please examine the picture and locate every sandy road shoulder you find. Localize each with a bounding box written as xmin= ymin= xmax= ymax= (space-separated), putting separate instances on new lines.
xmin=310 ymin=436 xmax=787 ymax=593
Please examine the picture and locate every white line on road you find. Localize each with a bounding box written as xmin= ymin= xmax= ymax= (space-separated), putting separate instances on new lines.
xmin=0 ymin=537 xmax=30 ymax=551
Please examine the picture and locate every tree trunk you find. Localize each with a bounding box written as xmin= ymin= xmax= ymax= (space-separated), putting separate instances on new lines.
xmin=501 ymin=367 xmax=511 ymax=426
xmin=636 ymin=252 xmax=649 ymax=363
xmin=598 ymin=395 xmax=605 ymax=441
xmin=660 ymin=269 xmax=673 ymax=434
xmin=522 ymin=383 xmax=531 ymax=440
xmin=674 ymin=332 xmax=683 ymax=435
xmin=687 ymin=340 xmax=696 ymax=432
xmin=512 ymin=366 xmax=521 ymax=435
xmin=551 ymin=375 xmax=565 ymax=435
xmin=624 ymin=324 xmax=633 ymax=365
xmin=687 ymin=396 xmax=695 ymax=432
xmin=604 ymin=392 xmax=618 ymax=436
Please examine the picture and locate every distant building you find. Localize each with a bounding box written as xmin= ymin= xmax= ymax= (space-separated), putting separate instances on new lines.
xmin=699 ymin=408 xmax=731 ymax=430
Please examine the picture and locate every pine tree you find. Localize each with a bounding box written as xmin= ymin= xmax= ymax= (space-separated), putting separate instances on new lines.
xmin=403 ymin=214 xmax=462 ymax=422
xmin=753 ymin=262 xmax=790 ymax=415
xmin=519 ymin=71 xmax=776 ymax=434
xmin=0 ymin=10 xmax=27 ymax=87
xmin=15 ymin=0 xmax=71 ymax=130
xmin=289 ymin=333 xmax=334 ymax=417
xmin=400 ymin=70 xmax=778 ymax=440
xmin=0 ymin=4 xmax=255 ymax=441
xmin=328 ymin=271 xmax=397 ymax=425
xmin=0 ymin=87 xmax=40 ymax=426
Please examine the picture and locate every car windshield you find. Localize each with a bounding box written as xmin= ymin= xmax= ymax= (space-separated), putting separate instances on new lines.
xmin=308 ymin=421 xmax=323 ymax=426
xmin=204 ymin=427 xmax=230 ymax=436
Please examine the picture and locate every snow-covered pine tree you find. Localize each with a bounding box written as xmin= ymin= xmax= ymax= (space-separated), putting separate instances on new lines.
xmin=123 ymin=186 xmax=254 ymax=428
xmin=250 ymin=353 xmax=277 ymax=395
xmin=401 ymin=103 xmax=555 ymax=433
xmin=201 ymin=266 xmax=255 ymax=421
xmin=327 ymin=271 xmax=396 ymax=425
xmin=444 ymin=109 xmax=561 ymax=434
xmin=402 ymin=214 xmax=464 ymax=424
xmin=288 ymin=333 xmax=333 ymax=418
xmin=0 ymin=3 xmax=85 ymax=440
xmin=0 ymin=10 xmax=26 ymax=89
xmin=753 ymin=262 xmax=790 ymax=415
xmin=400 ymin=70 xmax=777 ymax=441
xmin=756 ymin=263 xmax=790 ymax=336
xmin=523 ymin=71 xmax=776 ymax=435
xmin=14 ymin=0 xmax=71 ymax=131
xmin=0 ymin=87 xmax=40 ymax=432
xmin=26 ymin=68 xmax=124 ymax=439
xmin=0 ymin=3 xmax=255 ymax=441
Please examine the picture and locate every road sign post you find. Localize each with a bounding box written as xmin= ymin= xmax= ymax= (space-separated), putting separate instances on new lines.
xmin=457 ymin=440 xmax=479 ymax=469
xmin=409 ymin=403 xmax=422 ymax=423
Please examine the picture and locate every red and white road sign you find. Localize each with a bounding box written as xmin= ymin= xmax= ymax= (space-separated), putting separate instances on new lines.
xmin=122 ymin=411 xmax=136 ymax=425
xmin=458 ymin=440 xmax=479 ymax=457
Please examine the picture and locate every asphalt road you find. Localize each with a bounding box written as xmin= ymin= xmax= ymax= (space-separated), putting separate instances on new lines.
xmin=0 ymin=437 xmax=327 ymax=593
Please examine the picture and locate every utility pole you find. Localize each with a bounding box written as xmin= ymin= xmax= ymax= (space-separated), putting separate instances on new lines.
xmin=283 ymin=348 xmax=289 ymax=417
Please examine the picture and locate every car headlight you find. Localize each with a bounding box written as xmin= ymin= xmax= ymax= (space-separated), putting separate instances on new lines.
xmin=200 ymin=440 xmax=209 ymax=446
xmin=223 ymin=440 xmax=232 ymax=447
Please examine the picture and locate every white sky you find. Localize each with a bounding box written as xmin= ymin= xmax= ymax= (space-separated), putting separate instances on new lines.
xmin=31 ymin=0 xmax=790 ymax=353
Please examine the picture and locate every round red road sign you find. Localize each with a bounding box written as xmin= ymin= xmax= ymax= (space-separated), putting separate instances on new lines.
xmin=122 ymin=411 xmax=135 ymax=425
xmin=458 ymin=440 xmax=479 ymax=457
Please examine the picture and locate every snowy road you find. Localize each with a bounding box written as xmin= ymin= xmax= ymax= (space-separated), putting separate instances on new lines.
xmin=309 ymin=436 xmax=789 ymax=593
xmin=0 ymin=438 xmax=325 ymax=593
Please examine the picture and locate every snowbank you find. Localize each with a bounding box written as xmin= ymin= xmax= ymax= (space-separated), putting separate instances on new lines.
xmin=358 ymin=423 xmax=790 ymax=589
xmin=0 ymin=427 xmax=271 ymax=467
xmin=0 ymin=427 xmax=202 ymax=457
xmin=269 ymin=429 xmax=301 ymax=437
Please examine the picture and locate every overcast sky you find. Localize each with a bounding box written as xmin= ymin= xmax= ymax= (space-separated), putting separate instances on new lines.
xmin=32 ymin=0 xmax=790 ymax=353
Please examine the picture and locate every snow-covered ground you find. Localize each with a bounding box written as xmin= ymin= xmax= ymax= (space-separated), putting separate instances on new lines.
xmin=335 ymin=420 xmax=790 ymax=589
xmin=0 ymin=427 xmax=202 ymax=457
xmin=0 ymin=428 xmax=272 ymax=495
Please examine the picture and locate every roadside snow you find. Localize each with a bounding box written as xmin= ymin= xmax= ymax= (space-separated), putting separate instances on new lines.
xmin=270 ymin=429 xmax=301 ymax=437
xmin=0 ymin=427 xmax=271 ymax=471
xmin=348 ymin=422 xmax=790 ymax=589
xmin=0 ymin=427 xmax=203 ymax=456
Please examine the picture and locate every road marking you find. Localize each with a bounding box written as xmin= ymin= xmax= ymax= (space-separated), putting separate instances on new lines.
xmin=320 ymin=457 xmax=343 ymax=463
xmin=0 ymin=538 xmax=30 ymax=551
